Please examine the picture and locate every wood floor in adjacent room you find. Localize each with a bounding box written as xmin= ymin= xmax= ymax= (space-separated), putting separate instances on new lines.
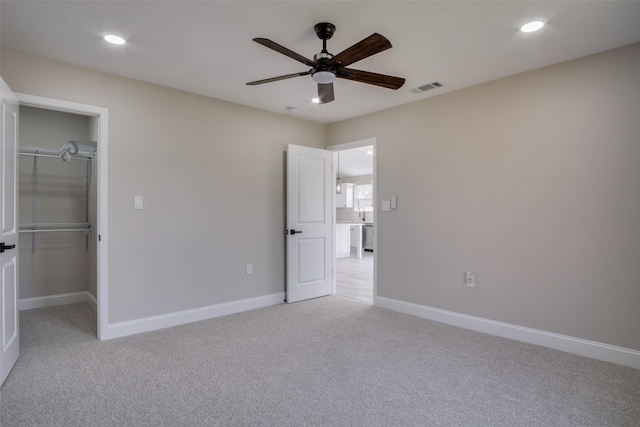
xmin=336 ymin=250 xmax=373 ymax=304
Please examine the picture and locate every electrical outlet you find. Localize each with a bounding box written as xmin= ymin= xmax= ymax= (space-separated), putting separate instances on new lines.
xmin=246 ymin=264 xmax=253 ymax=275
xmin=465 ymin=271 xmax=475 ymax=288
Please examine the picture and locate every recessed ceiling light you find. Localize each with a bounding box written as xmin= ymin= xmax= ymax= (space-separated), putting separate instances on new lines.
xmin=311 ymin=97 xmax=320 ymax=104
xmin=286 ymin=107 xmax=298 ymax=114
xmin=520 ymin=20 xmax=545 ymax=33
xmin=103 ymin=34 xmax=126 ymax=45
xmin=366 ymin=151 xmax=373 ymax=155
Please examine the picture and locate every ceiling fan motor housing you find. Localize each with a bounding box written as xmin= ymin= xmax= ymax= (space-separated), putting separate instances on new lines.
xmin=312 ymin=25 xmax=337 ymax=84
xmin=314 ymin=51 xmax=334 ymax=62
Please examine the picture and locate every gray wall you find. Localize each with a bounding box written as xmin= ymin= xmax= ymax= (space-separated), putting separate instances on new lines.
xmin=1 ymin=47 xmax=326 ymax=323
xmin=327 ymin=43 xmax=640 ymax=351
xmin=18 ymin=106 xmax=94 ymax=299
xmin=3 ymin=43 xmax=639 ymax=352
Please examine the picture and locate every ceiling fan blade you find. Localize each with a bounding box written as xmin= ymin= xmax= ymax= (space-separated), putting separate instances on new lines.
xmin=318 ymin=83 xmax=335 ymax=104
xmin=338 ymin=68 xmax=405 ymax=90
xmin=330 ymin=33 xmax=392 ymax=68
xmin=247 ymin=71 xmax=312 ymax=86
xmin=253 ymin=38 xmax=316 ymax=67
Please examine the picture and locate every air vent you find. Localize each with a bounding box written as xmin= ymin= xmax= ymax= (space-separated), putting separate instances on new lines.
xmin=413 ymin=82 xmax=443 ymax=93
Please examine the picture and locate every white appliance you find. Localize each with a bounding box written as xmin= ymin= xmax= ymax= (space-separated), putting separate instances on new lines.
xmin=364 ymin=224 xmax=374 ymax=251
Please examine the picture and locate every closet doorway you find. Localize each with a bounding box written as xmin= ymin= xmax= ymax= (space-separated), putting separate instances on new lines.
xmin=16 ymin=94 xmax=108 ymax=339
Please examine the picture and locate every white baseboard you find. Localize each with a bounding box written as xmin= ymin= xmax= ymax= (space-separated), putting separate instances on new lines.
xmin=85 ymin=292 xmax=97 ymax=311
xmin=374 ymin=296 xmax=640 ymax=369
xmin=19 ymin=291 xmax=97 ymax=311
xmin=104 ymin=292 xmax=285 ymax=340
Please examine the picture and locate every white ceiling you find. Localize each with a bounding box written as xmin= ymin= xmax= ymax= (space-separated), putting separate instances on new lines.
xmin=338 ymin=145 xmax=373 ymax=178
xmin=2 ymin=1 xmax=640 ymax=124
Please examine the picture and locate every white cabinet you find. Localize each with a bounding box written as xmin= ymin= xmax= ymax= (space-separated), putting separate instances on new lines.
xmin=337 ymin=223 xmax=363 ymax=259
xmin=336 ymin=224 xmax=350 ymax=258
xmin=349 ymin=224 xmax=364 ymax=259
xmin=350 ymin=224 xmax=363 ymax=249
xmin=335 ymin=183 xmax=354 ymax=208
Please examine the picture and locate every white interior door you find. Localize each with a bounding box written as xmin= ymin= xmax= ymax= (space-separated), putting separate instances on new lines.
xmin=286 ymin=144 xmax=333 ymax=303
xmin=0 ymin=77 xmax=19 ymax=386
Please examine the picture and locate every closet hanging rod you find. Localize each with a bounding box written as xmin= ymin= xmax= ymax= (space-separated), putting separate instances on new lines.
xmin=18 ymin=229 xmax=92 ymax=234
xmin=19 ymin=152 xmax=92 ymax=161
xmin=19 ymin=222 xmax=91 ymax=228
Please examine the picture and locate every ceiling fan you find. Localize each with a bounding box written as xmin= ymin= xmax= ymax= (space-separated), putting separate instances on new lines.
xmin=246 ymin=22 xmax=405 ymax=104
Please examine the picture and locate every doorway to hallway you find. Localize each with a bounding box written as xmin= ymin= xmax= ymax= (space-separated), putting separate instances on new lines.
xmin=330 ymin=138 xmax=376 ymax=305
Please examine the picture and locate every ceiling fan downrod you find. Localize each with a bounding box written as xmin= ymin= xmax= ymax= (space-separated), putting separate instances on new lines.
xmin=312 ymin=23 xmax=337 ymax=84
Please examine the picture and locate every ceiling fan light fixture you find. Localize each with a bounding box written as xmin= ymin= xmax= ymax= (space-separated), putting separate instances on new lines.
xmin=312 ymin=70 xmax=336 ymax=84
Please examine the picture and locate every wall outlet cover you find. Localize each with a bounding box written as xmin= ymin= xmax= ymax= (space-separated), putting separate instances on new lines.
xmin=465 ymin=271 xmax=475 ymax=287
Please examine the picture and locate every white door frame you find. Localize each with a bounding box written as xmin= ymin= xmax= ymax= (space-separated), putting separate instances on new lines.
xmin=15 ymin=93 xmax=109 ymax=340
xmin=326 ymin=137 xmax=377 ymax=303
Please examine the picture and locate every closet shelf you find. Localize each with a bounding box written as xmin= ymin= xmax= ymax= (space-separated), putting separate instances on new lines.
xmin=19 ymin=223 xmax=92 ymax=234
xmin=19 ymin=147 xmax=93 ymax=162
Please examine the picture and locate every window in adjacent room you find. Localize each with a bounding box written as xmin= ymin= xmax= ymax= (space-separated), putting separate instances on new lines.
xmin=355 ymin=183 xmax=373 ymax=211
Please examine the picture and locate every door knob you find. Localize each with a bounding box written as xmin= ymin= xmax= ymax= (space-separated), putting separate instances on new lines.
xmin=0 ymin=242 xmax=16 ymax=253
xmin=289 ymin=229 xmax=302 ymax=235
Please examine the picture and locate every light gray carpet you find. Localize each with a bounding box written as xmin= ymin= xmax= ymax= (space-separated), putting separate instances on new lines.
xmin=1 ymin=297 xmax=639 ymax=426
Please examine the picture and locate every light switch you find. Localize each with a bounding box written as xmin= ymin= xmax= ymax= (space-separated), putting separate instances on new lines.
xmin=381 ymin=201 xmax=391 ymax=212
xmin=391 ymin=196 xmax=397 ymax=209
xmin=134 ymin=196 xmax=143 ymax=210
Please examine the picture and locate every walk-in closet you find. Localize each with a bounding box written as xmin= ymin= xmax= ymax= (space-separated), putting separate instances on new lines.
xmin=18 ymin=106 xmax=98 ymax=332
